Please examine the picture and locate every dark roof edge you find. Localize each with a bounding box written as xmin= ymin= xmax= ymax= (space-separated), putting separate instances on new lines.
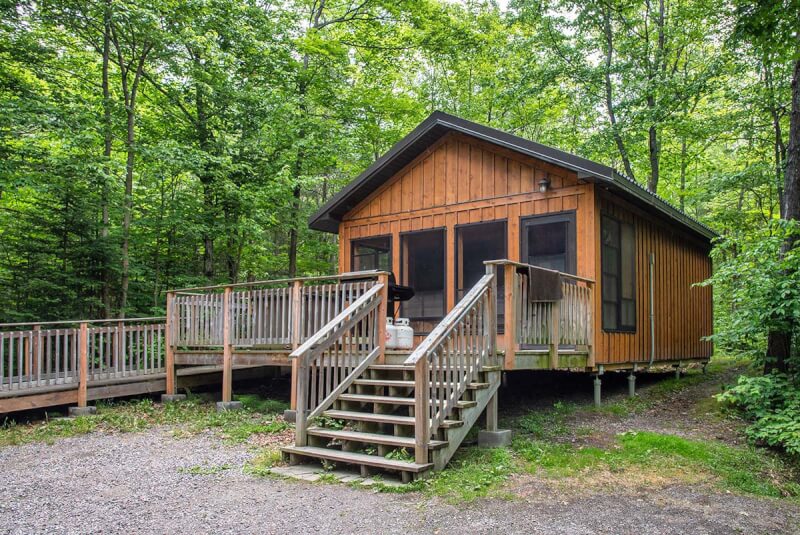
xmin=310 ymin=111 xmax=717 ymax=241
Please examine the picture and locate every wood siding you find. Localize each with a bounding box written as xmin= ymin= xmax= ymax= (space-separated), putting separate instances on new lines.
xmin=338 ymin=132 xmax=596 ymax=341
xmin=335 ymin=131 xmax=713 ymax=367
xmin=594 ymin=191 xmax=713 ymax=365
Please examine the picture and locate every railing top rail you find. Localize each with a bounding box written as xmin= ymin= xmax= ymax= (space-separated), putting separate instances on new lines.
xmin=290 ymin=283 xmax=385 ymax=359
xmin=0 ymin=316 xmax=166 ymax=330
xmin=168 ymin=270 xmax=390 ymax=294
xmin=484 ymin=259 xmax=595 ymax=285
xmin=404 ymin=273 xmax=494 ymax=366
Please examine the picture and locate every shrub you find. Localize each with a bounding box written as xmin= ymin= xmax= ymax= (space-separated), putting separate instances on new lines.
xmin=717 ymin=372 xmax=800 ymax=456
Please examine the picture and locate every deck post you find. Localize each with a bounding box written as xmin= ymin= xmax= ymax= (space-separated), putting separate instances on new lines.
xmin=164 ymin=292 xmax=177 ymax=396
xmin=289 ymin=280 xmax=303 ymax=412
xmin=221 ymin=286 xmax=233 ymax=403
xmin=628 ymin=371 xmax=636 ymax=398
xmin=414 ymin=358 xmax=430 ymax=465
xmin=586 ymin=281 xmax=595 ymax=368
xmin=503 ymin=264 xmax=517 ymax=370
xmin=78 ymin=322 xmax=88 ymax=407
xmin=376 ymin=273 xmax=389 ymax=364
xmin=484 ymin=263 xmax=497 ymax=364
xmin=593 ymin=374 xmax=602 ymax=408
xmin=32 ymin=324 xmax=40 ymax=377
xmin=549 ymin=298 xmax=560 ymax=370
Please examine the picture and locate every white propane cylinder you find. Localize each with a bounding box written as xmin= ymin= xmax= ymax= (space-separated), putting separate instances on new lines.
xmin=385 ymin=317 xmax=399 ymax=349
xmin=394 ymin=318 xmax=414 ymax=349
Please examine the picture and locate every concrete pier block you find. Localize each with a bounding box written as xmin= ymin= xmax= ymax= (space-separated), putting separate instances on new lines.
xmin=68 ymin=406 xmax=97 ymax=417
xmin=478 ymin=429 xmax=512 ymax=448
xmin=216 ymin=401 xmax=243 ymax=412
xmin=283 ymin=409 xmax=297 ymax=423
xmin=161 ymin=394 xmax=186 ymax=403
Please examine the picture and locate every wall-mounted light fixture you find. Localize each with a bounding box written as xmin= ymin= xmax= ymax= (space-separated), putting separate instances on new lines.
xmin=538 ymin=174 xmax=551 ymax=193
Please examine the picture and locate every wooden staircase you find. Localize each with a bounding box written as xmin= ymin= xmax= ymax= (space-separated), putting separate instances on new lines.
xmin=282 ymin=362 xmax=501 ymax=481
xmin=282 ymin=269 xmax=500 ymax=482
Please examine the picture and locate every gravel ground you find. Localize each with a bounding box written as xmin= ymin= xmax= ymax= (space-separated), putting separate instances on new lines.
xmin=0 ymin=427 xmax=798 ymax=535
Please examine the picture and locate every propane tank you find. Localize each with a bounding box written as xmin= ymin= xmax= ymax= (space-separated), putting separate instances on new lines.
xmin=394 ymin=318 xmax=414 ymax=350
xmin=385 ymin=317 xmax=399 ymax=349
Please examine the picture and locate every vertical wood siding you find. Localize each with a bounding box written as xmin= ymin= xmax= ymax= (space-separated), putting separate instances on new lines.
xmin=338 ymin=132 xmax=596 ymax=342
xmin=594 ymin=191 xmax=713 ymax=364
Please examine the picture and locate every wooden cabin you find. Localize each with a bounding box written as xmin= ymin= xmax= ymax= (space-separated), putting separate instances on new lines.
xmin=310 ymin=111 xmax=714 ymax=373
xmin=0 ymin=112 xmax=715 ymax=482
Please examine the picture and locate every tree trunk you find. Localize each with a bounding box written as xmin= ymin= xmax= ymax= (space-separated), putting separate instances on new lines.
xmin=647 ymin=117 xmax=660 ymax=193
xmin=194 ymin=60 xmax=215 ymax=280
xmin=765 ymin=57 xmax=800 ymax=373
xmin=100 ymin=1 xmax=112 ymax=318
xmin=601 ymin=6 xmax=636 ymax=182
xmin=680 ymin=137 xmax=687 ymax=212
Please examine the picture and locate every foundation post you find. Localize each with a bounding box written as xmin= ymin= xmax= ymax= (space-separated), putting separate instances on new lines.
xmin=593 ymin=375 xmax=602 ymax=408
xmin=628 ymin=371 xmax=636 ymax=398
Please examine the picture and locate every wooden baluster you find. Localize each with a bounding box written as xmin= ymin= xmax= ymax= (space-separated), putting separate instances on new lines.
xmin=550 ymin=291 xmax=561 ymax=370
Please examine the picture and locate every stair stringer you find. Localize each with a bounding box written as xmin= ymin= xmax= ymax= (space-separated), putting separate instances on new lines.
xmin=431 ymin=370 xmax=501 ymax=471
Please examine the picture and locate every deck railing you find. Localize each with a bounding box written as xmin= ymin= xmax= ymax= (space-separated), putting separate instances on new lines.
xmin=405 ymin=266 xmax=496 ymax=464
xmin=0 ymin=317 xmax=166 ymax=407
xmin=165 ymin=271 xmax=390 ymax=403
xmin=488 ymin=260 xmax=594 ymax=368
xmin=292 ymin=283 xmax=386 ymax=446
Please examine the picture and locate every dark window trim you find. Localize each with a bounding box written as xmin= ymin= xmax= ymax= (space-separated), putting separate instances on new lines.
xmin=400 ymin=227 xmax=447 ymax=322
xmin=453 ymin=219 xmax=508 ymax=294
xmin=350 ymin=234 xmax=392 ymax=273
xmin=601 ymin=213 xmax=637 ymax=333
xmin=454 ymin=220 xmax=508 ymax=333
xmin=519 ymin=210 xmax=577 ymax=275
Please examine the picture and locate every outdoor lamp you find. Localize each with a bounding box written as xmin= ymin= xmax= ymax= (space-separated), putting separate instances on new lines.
xmin=538 ymin=174 xmax=551 ymax=192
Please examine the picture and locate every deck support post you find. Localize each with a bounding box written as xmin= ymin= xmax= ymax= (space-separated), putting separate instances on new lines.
xmin=674 ymin=365 xmax=681 ymax=380
xmin=593 ymin=374 xmax=602 ymax=408
xmin=376 ymin=273 xmax=389 ymax=364
xmin=503 ymin=264 xmax=518 ymax=370
xmin=628 ymin=371 xmax=636 ymax=398
xmin=221 ymin=286 xmax=233 ymax=403
xmin=286 ymin=280 xmax=303 ymax=421
xmin=69 ymin=322 xmax=96 ymax=417
xmin=164 ymin=291 xmax=177 ymax=396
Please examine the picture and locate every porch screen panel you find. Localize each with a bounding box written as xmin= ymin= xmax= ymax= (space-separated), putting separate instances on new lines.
xmin=351 ymin=236 xmax=391 ymax=272
xmin=401 ymin=229 xmax=446 ymax=321
xmin=456 ymin=221 xmax=506 ymax=330
xmin=521 ymin=212 xmax=577 ymax=275
xmin=601 ymin=215 xmax=636 ymax=332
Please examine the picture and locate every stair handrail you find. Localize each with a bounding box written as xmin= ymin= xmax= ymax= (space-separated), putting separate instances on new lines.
xmin=292 ymin=282 xmax=385 ymax=446
xmin=405 ymin=270 xmax=496 ymax=464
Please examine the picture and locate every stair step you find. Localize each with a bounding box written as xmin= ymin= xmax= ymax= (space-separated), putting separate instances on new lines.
xmin=282 ymin=445 xmax=433 ymax=473
xmin=323 ymin=409 xmax=463 ymax=428
xmin=368 ymin=364 xmax=414 ymax=371
xmin=338 ymin=393 xmax=477 ymax=409
xmin=353 ymin=379 xmax=414 ymax=388
xmin=307 ymin=427 xmax=447 ymax=450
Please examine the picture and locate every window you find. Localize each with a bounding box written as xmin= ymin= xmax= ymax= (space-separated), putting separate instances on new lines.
xmin=351 ymin=236 xmax=391 ymax=272
xmin=521 ymin=212 xmax=576 ymax=274
xmin=401 ymin=229 xmax=446 ymax=320
xmin=601 ymin=215 xmax=636 ymax=332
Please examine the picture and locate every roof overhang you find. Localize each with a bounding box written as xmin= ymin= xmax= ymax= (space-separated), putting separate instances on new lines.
xmin=309 ymin=111 xmax=717 ymax=242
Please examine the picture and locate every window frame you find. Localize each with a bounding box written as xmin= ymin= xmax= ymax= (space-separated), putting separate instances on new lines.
xmin=400 ymin=227 xmax=447 ymax=322
xmin=350 ymin=235 xmax=392 ymax=273
xmin=519 ymin=211 xmax=577 ymax=275
xmin=601 ymin=214 xmax=637 ymax=333
xmin=454 ymin=219 xmax=507 ymax=299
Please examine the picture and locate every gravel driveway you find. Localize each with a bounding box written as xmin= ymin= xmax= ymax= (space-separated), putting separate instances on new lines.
xmin=1 ymin=428 xmax=798 ymax=535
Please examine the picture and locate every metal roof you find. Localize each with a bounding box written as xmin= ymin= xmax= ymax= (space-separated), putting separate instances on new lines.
xmin=309 ymin=111 xmax=716 ymax=241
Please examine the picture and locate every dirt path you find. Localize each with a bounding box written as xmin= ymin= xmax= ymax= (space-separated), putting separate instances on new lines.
xmin=0 ymin=364 xmax=798 ymax=534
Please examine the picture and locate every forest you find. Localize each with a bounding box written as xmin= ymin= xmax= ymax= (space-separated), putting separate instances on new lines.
xmin=1 ymin=2 xmax=799 ymax=452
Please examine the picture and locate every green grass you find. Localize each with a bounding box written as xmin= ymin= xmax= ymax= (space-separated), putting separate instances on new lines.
xmin=179 ymin=463 xmax=231 ymax=475
xmin=516 ymin=401 xmax=576 ymax=439
xmin=513 ymin=431 xmax=800 ymax=498
xmin=0 ymin=394 xmax=290 ymax=447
